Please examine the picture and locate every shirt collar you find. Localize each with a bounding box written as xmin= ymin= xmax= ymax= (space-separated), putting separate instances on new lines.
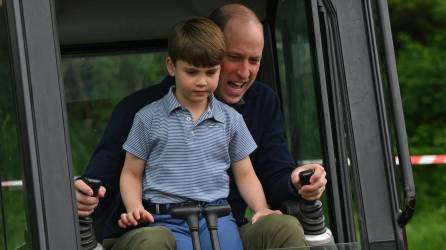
xmin=162 ymin=86 xmax=183 ymax=113
xmin=210 ymin=98 xmax=225 ymax=123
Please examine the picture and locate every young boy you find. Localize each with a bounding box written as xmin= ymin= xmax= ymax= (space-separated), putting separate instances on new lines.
xmin=118 ymin=17 xmax=281 ymax=250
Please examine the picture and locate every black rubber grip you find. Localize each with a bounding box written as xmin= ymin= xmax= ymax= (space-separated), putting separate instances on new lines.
xmin=299 ymin=169 xmax=315 ymax=186
xmin=81 ymin=177 xmax=102 ymax=196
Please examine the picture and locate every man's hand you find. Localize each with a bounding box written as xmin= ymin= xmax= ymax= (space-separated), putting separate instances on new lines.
xmin=291 ymin=164 xmax=327 ymax=200
xmin=75 ymin=179 xmax=106 ymax=217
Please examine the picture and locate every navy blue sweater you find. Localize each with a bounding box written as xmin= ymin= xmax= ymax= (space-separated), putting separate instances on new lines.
xmin=83 ymin=76 xmax=297 ymax=238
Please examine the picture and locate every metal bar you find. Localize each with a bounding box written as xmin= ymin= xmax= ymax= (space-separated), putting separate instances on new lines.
xmin=5 ymin=0 xmax=48 ymax=248
xmin=376 ymin=0 xmax=416 ymax=228
xmin=5 ymin=0 xmax=81 ymax=248
xmin=307 ymin=0 xmax=345 ymax=242
xmin=319 ymin=0 xmax=360 ymax=242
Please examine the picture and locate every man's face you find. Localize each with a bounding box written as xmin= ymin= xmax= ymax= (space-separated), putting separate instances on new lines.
xmin=216 ymin=19 xmax=264 ymax=104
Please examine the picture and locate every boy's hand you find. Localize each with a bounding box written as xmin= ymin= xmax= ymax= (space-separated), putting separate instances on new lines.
xmin=251 ymin=208 xmax=282 ymax=224
xmin=118 ymin=207 xmax=154 ymax=228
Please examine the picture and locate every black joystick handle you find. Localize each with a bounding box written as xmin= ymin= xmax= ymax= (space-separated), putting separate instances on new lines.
xmin=300 ymin=169 xmax=316 ymax=205
xmin=83 ymin=177 xmax=102 ymax=196
xmin=299 ymin=169 xmax=314 ymax=186
xmin=169 ymin=205 xmax=202 ymax=250
xmin=79 ymin=177 xmax=103 ymax=250
xmin=203 ymin=204 xmax=231 ymax=250
xmin=297 ymin=169 xmax=328 ymax=235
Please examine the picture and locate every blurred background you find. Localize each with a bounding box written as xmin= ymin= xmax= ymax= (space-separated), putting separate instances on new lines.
xmin=389 ymin=0 xmax=446 ymax=249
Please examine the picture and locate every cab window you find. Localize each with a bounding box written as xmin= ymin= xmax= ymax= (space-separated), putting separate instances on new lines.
xmin=0 ymin=5 xmax=32 ymax=249
xmin=275 ymin=0 xmax=323 ymax=162
xmin=62 ymin=52 xmax=167 ymax=175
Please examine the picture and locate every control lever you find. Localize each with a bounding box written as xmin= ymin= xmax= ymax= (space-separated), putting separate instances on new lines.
xmin=299 ymin=169 xmax=316 ymax=205
xmin=297 ymin=169 xmax=335 ymax=248
xmin=79 ymin=177 xmax=104 ymax=250
xmin=169 ymin=205 xmax=201 ymax=250
xmin=203 ymin=204 xmax=232 ymax=250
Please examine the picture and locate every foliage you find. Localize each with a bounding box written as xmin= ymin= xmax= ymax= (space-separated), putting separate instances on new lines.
xmin=405 ymin=166 xmax=446 ymax=250
xmin=63 ymin=53 xmax=166 ymax=175
xmin=389 ymin=0 xmax=446 ymax=249
xmin=397 ymin=38 xmax=446 ymax=154
xmin=390 ymin=0 xmax=446 ymax=155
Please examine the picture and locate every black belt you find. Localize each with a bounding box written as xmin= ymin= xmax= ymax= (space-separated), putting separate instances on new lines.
xmin=142 ymin=200 xmax=210 ymax=214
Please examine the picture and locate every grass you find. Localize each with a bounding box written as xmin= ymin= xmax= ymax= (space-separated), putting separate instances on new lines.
xmin=405 ymin=165 xmax=446 ymax=250
xmin=406 ymin=206 xmax=446 ymax=250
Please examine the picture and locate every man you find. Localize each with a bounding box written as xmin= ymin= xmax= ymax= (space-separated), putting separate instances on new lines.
xmin=76 ymin=3 xmax=327 ymax=250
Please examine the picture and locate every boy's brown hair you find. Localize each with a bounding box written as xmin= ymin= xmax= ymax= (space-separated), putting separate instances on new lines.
xmin=168 ymin=17 xmax=225 ymax=67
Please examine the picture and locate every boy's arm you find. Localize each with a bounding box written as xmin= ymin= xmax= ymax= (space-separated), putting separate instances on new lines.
xmin=119 ymin=152 xmax=153 ymax=227
xmin=232 ymin=156 xmax=282 ymax=223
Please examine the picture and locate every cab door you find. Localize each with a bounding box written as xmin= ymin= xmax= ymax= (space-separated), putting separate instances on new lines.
xmin=274 ymin=0 xmax=414 ymax=249
xmin=1 ymin=0 xmax=80 ymax=249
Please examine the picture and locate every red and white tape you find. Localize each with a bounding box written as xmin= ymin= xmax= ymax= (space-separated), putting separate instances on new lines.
xmin=298 ymin=155 xmax=446 ymax=166
xmin=2 ymin=155 xmax=445 ymax=188
xmin=1 ymin=180 xmax=23 ymax=188
xmin=399 ymin=154 xmax=446 ymax=165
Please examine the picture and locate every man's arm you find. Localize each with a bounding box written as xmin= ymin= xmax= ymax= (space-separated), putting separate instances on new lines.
xmin=77 ymin=96 xmax=139 ymax=217
xmin=247 ymin=84 xmax=326 ymax=207
xmin=76 ymin=77 xmax=173 ymax=218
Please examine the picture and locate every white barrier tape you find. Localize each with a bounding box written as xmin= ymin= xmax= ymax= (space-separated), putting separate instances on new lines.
xmin=1 ymin=180 xmax=23 ymax=188
xmin=401 ymin=154 xmax=446 ymax=165
xmin=2 ymin=155 xmax=445 ymax=188
xmin=299 ymin=155 xmax=446 ymax=166
xmin=1 ymin=176 xmax=80 ymax=188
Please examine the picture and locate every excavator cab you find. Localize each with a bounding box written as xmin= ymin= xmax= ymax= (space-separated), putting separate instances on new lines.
xmin=0 ymin=0 xmax=415 ymax=249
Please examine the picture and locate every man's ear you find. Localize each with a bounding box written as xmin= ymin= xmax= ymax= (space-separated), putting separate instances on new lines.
xmin=166 ymin=57 xmax=175 ymax=76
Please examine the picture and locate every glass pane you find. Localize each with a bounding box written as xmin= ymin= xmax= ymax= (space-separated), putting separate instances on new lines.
xmin=0 ymin=4 xmax=31 ymax=250
xmin=275 ymin=0 xmax=322 ymax=163
xmin=62 ymin=52 xmax=167 ymax=175
xmin=275 ymin=0 xmax=364 ymax=246
xmin=275 ymin=0 xmax=329 ymax=227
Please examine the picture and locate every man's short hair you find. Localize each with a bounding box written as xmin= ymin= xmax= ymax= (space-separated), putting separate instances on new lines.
xmin=209 ymin=3 xmax=261 ymax=30
xmin=168 ymin=17 xmax=225 ymax=67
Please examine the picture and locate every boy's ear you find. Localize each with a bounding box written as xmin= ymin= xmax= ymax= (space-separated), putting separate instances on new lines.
xmin=166 ymin=57 xmax=175 ymax=77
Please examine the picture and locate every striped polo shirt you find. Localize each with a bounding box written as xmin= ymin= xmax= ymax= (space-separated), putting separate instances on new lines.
xmin=123 ymin=86 xmax=257 ymax=203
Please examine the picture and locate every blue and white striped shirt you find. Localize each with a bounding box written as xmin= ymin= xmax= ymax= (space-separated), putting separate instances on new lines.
xmin=123 ymin=87 xmax=257 ymax=203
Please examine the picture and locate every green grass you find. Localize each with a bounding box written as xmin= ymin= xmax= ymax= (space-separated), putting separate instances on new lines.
xmin=406 ymin=206 xmax=446 ymax=250
xmin=405 ymin=165 xmax=446 ymax=250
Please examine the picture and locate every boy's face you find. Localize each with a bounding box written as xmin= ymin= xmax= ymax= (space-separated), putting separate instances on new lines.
xmin=166 ymin=58 xmax=220 ymax=107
